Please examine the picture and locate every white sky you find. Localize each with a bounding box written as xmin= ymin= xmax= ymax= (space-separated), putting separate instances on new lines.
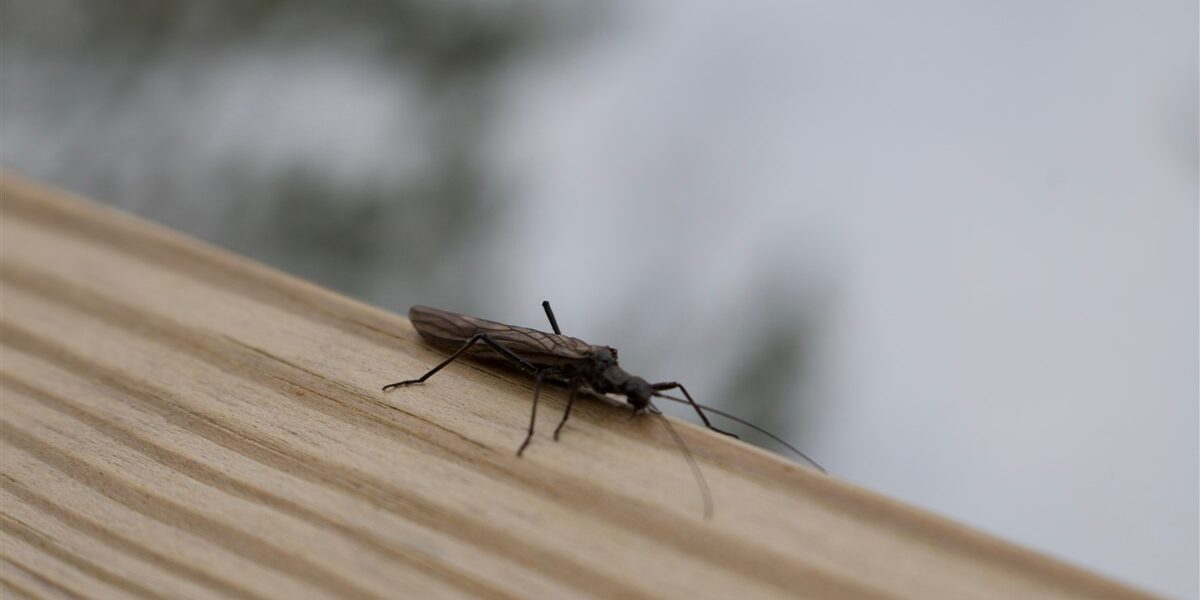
xmin=489 ymin=2 xmax=1198 ymax=598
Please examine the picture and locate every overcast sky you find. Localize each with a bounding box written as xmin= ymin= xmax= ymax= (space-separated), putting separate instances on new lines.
xmin=487 ymin=2 xmax=1198 ymax=598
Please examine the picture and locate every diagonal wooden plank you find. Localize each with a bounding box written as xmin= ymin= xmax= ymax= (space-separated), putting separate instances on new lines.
xmin=0 ymin=172 xmax=1157 ymax=599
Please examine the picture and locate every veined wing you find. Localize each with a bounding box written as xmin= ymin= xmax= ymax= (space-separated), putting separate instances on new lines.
xmin=408 ymin=305 xmax=600 ymax=367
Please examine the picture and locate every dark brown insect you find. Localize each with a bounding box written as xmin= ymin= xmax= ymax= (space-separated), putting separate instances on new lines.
xmin=383 ymin=301 xmax=825 ymax=517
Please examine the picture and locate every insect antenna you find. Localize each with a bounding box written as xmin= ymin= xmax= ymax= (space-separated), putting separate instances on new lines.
xmin=649 ymin=401 xmax=713 ymax=519
xmin=652 ymin=393 xmax=827 ymax=473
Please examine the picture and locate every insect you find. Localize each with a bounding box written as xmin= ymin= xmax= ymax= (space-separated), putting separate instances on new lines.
xmin=383 ymin=301 xmax=825 ymax=517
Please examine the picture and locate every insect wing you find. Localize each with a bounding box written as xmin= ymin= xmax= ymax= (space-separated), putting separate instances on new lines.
xmin=409 ymin=305 xmax=596 ymax=367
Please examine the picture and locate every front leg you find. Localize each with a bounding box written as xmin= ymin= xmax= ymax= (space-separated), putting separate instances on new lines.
xmin=651 ymin=381 xmax=738 ymax=438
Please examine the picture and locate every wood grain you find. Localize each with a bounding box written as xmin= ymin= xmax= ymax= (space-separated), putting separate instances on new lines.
xmin=0 ymin=172 xmax=1156 ymax=599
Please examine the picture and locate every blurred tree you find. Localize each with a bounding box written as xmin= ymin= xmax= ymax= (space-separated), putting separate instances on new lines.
xmin=712 ymin=293 xmax=826 ymax=454
xmin=0 ymin=0 xmax=583 ymax=312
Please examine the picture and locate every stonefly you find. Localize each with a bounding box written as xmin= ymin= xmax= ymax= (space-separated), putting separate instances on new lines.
xmin=384 ymin=301 xmax=825 ymax=518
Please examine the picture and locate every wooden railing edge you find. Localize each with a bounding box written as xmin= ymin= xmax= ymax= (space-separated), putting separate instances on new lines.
xmin=0 ymin=170 xmax=1161 ymax=599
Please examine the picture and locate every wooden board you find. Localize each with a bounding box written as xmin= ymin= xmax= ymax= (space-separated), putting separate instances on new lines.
xmin=0 ymin=172 xmax=1156 ymax=599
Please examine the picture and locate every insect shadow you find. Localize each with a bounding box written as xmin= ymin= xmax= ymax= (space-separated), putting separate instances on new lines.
xmin=383 ymin=301 xmax=825 ymax=518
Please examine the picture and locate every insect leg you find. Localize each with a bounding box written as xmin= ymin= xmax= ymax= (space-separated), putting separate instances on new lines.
xmin=478 ymin=335 xmax=540 ymax=373
xmin=651 ymin=382 xmax=739 ymax=438
xmin=516 ymin=371 xmax=545 ymax=456
xmin=541 ymin=300 xmax=562 ymax=335
xmin=552 ymin=381 xmax=581 ymax=441
xmin=382 ymin=333 xmax=537 ymax=391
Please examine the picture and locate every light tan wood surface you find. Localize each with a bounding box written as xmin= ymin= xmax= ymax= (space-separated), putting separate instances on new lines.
xmin=0 ymin=173 xmax=1156 ymax=599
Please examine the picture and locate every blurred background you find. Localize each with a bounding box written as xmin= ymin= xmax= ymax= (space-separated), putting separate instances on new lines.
xmin=1 ymin=0 xmax=1196 ymax=597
